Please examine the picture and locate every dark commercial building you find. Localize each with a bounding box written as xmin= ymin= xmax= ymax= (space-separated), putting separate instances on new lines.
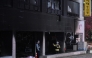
xmin=0 ymin=0 xmax=79 ymax=58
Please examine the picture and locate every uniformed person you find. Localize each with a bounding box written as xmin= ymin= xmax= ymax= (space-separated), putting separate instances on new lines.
xmin=53 ymin=41 xmax=61 ymax=54
xmin=36 ymin=40 xmax=40 ymax=58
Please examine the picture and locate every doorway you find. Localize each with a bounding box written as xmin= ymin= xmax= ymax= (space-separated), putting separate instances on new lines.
xmin=65 ymin=32 xmax=75 ymax=52
xmin=45 ymin=32 xmax=64 ymax=55
xmin=0 ymin=31 xmax=12 ymax=57
xmin=16 ymin=31 xmax=43 ymax=57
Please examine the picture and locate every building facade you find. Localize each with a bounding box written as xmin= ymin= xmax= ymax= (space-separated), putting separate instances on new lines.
xmin=0 ymin=0 xmax=85 ymax=58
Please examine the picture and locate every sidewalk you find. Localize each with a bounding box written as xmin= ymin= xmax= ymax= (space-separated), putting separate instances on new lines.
xmin=40 ymin=51 xmax=86 ymax=58
xmin=57 ymin=53 xmax=92 ymax=58
xmin=0 ymin=56 xmax=12 ymax=58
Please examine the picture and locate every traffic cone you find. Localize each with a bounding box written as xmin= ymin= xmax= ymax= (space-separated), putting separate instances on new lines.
xmin=35 ymin=52 xmax=37 ymax=58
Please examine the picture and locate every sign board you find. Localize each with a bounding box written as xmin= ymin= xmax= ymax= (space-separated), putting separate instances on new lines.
xmin=84 ymin=0 xmax=91 ymax=17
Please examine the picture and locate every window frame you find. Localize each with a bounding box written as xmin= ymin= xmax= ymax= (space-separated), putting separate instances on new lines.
xmin=47 ymin=0 xmax=62 ymax=15
xmin=13 ymin=0 xmax=41 ymax=12
xmin=0 ymin=0 xmax=13 ymax=7
xmin=67 ymin=0 xmax=80 ymax=17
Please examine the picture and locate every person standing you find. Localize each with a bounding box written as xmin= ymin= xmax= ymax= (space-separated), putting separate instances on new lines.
xmin=53 ymin=41 xmax=61 ymax=54
xmin=36 ymin=40 xmax=40 ymax=58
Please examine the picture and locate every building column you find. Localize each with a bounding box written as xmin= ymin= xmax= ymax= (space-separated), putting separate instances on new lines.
xmin=62 ymin=0 xmax=68 ymax=16
xmin=12 ymin=31 xmax=16 ymax=58
xmin=42 ymin=32 xmax=45 ymax=55
xmin=62 ymin=32 xmax=66 ymax=53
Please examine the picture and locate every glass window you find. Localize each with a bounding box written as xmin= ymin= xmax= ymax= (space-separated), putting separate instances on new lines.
xmin=25 ymin=0 xmax=29 ymax=5
xmin=67 ymin=1 xmax=79 ymax=15
xmin=30 ymin=0 xmax=36 ymax=5
xmin=0 ymin=1 xmax=4 ymax=7
xmin=1 ymin=0 xmax=13 ymax=7
xmin=51 ymin=1 xmax=54 ymax=9
xmin=48 ymin=0 xmax=52 ymax=8
xmin=48 ymin=0 xmax=60 ymax=10
xmin=54 ymin=0 xmax=59 ymax=10
xmin=7 ymin=0 xmax=13 ymax=7
xmin=13 ymin=0 xmax=40 ymax=11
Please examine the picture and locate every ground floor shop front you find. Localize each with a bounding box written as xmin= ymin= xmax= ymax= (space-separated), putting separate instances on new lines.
xmin=0 ymin=31 xmax=80 ymax=58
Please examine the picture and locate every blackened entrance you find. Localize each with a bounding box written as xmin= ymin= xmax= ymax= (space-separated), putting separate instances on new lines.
xmin=0 ymin=31 xmax=12 ymax=57
xmin=45 ymin=32 xmax=64 ymax=55
xmin=65 ymin=32 xmax=75 ymax=51
xmin=16 ymin=31 xmax=43 ymax=57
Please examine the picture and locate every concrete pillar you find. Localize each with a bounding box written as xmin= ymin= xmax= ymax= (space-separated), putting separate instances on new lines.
xmin=42 ymin=32 xmax=45 ymax=55
xmin=63 ymin=33 xmax=66 ymax=52
xmin=74 ymin=0 xmax=85 ymax=42
xmin=74 ymin=0 xmax=84 ymax=19
xmin=12 ymin=31 xmax=16 ymax=58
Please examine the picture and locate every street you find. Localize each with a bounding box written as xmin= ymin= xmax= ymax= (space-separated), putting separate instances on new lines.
xmin=58 ymin=54 xmax=92 ymax=58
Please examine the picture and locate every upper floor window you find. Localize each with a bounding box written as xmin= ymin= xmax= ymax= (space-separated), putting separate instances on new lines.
xmin=0 ymin=1 xmax=4 ymax=7
xmin=47 ymin=0 xmax=61 ymax=15
xmin=13 ymin=0 xmax=40 ymax=11
xmin=0 ymin=0 xmax=13 ymax=7
xmin=30 ymin=0 xmax=36 ymax=5
xmin=48 ymin=0 xmax=60 ymax=10
xmin=67 ymin=0 xmax=79 ymax=17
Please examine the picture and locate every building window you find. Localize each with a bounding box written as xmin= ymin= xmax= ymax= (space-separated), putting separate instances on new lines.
xmin=48 ymin=0 xmax=52 ymax=8
xmin=67 ymin=0 xmax=79 ymax=17
xmin=0 ymin=0 xmax=13 ymax=7
xmin=54 ymin=0 xmax=59 ymax=10
xmin=48 ymin=0 xmax=60 ymax=10
xmin=47 ymin=0 xmax=61 ymax=15
xmin=30 ymin=0 xmax=37 ymax=5
xmin=29 ymin=0 xmax=40 ymax=11
xmin=13 ymin=0 xmax=41 ymax=11
xmin=0 ymin=1 xmax=4 ymax=7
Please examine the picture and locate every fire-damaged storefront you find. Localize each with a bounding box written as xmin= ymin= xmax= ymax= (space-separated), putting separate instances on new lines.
xmin=0 ymin=0 xmax=80 ymax=58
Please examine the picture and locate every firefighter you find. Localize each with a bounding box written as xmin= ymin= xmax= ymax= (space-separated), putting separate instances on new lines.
xmin=53 ymin=41 xmax=61 ymax=54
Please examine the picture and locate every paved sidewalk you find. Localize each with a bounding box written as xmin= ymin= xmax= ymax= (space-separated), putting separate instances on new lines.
xmin=0 ymin=56 xmax=12 ymax=58
xmin=57 ymin=53 xmax=92 ymax=58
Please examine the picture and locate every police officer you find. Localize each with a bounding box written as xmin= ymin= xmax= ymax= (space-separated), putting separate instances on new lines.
xmin=36 ymin=40 xmax=40 ymax=58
